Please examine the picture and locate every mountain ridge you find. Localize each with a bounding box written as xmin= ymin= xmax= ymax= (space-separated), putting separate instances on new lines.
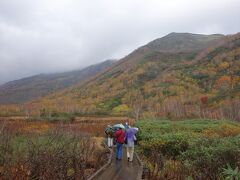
xmin=0 ymin=60 xmax=116 ymax=104
xmin=0 ymin=32 xmax=239 ymax=121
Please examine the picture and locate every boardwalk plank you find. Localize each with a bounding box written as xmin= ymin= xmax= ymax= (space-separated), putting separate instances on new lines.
xmin=96 ymin=147 xmax=141 ymax=180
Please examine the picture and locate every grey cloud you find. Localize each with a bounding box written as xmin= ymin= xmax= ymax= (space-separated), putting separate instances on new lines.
xmin=0 ymin=0 xmax=240 ymax=84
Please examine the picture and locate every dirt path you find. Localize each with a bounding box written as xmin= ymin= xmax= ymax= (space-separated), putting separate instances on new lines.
xmin=95 ymin=147 xmax=142 ymax=180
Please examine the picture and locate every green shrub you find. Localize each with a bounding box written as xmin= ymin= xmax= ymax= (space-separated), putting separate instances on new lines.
xmin=191 ymin=73 xmax=209 ymax=80
xmin=222 ymin=164 xmax=240 ymax=180
xmin=135 ymin=119 xmax=240 ymax=179
xmin=180 ymin=136 xmax=240 ymax=179
xmin=96 ymin=96 xmax=122 ymax=113
xmin=141 ymin=133 xmax=189 ymax=158
xmin=38 ymin=111 xmax=75 ymax=122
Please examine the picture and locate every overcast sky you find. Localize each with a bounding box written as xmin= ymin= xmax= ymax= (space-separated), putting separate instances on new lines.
xmin=0 ymin=0 xmax=239 ymax=84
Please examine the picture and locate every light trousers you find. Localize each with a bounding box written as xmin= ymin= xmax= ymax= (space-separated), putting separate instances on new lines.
xmin=107 ymin=137 xmax=113 ymax=147
xmin=127 ymin=146 xmax=134 ymax=161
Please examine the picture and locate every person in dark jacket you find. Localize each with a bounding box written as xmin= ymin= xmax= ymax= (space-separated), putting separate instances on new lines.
xmin=114 ymin=127 xmax=126 ymax=160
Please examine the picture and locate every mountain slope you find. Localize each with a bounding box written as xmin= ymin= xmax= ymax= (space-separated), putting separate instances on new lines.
xmin=30 ymin=33 xmax=238 ymax=115
xmin=146 ymin=32 xmax=224 ymax=53
xmin=1 ymin=32 xmax=239 ymax=120
xmin=0 ymin=60 xmax=115 ymax=104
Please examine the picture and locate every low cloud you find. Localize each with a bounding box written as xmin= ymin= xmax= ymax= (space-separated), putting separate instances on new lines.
xmin=0 ymin=0 xmax=239 ymax=84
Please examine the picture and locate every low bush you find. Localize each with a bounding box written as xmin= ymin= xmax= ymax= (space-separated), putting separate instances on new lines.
xmin=135 ymin=119 xmax=240 ymax=179
xmin=37 ymin=111 xmax=76 ymax=122
xmin=181 ymin=136 xmax=240 ymax=179
xmin=140 ymin=133 xmax=189 ymax=158
xmin=0 ymin=126 xmax=107 ymax=179
xmin=222 ymin=164 xmax=240 ymax=180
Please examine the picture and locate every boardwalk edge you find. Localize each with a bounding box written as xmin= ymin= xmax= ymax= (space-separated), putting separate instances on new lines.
xmin=87 ymin=144 xmax=113 ymax=180
xmin=135 ymin=152 xmax=144 ymax=180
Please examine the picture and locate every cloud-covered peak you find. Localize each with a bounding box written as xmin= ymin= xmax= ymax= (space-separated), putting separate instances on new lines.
xmin=0 ymin=0 xmax=239 ymax=84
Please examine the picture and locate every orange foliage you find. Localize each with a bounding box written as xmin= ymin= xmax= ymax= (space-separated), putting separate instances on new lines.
xmin=21 ymin=122 xmax=50 ymax=134
xmin=203 ymin=124 xmax=240 ymax=137
xmin=218 ymin=61 xmax=230 ymax=70
xmin=8 ymin=165 xmax=29 ymax=179
xmin=215 ymin=75 xmax=231 ymax=89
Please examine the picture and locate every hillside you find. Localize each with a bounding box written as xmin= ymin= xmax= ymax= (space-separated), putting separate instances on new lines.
xmin=146 ymin=32 xmax=224 ymax=53
xmin=1 ymin=32 xmax=239 ymax=120
xmin=0 ymin=60 xmax=115 ymax=104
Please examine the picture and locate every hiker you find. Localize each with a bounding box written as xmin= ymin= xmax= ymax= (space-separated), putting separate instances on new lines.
xmin=124 ymin=122 xmax=129 ymax=129
xmin=105 ymin=125 xmax=114 ymax=148
xmin=125 ymin=127 xmax=138 ymax=162
xmin=114 ymin=126 xmax=126 ymax=160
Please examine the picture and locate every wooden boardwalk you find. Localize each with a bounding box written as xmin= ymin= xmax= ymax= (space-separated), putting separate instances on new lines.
xmin=95 ymin=147 xmax=142 ymax=180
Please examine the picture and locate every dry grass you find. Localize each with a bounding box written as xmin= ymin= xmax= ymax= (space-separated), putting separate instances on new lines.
xmin=0 ymin=117 xmax=113 ymax=179
xmin=0 ymin=116 xmax=134 ymax=136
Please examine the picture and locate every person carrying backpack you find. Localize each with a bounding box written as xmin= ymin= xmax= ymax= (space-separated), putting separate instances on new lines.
xmin=114 ymin=127 xmax=126 ymax=160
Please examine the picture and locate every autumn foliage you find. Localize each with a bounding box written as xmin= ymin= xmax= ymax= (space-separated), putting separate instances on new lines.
xmin=200 ymin=96 xmax=208 ymax=105
xmin=0 ymin=119 xmax=110 ymax=179
xmin=0 ymin=33 xmax=240 ymax=122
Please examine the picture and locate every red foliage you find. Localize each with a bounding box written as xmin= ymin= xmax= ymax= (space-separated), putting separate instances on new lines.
xmin=200 ymin=96 xmax=208 ymax=105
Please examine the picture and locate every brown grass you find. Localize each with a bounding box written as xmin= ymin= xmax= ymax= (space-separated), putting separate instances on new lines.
xmin=0 ymin=116 xmax=134 ymax=136
xmin=0 ymin=118 xmax=113 ymax=179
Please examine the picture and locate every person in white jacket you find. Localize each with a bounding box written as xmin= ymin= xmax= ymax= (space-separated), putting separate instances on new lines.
xmin=105 ymin=125 xmax=114 ymax=147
